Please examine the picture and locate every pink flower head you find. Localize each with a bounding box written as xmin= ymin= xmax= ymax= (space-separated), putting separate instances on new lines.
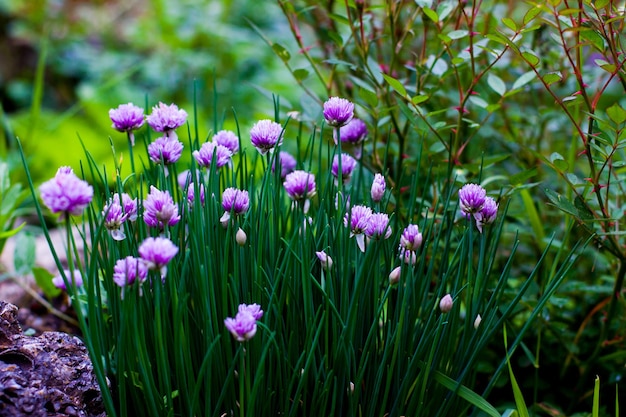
xmin=331 ymin=153 xmax=357 ymax=184
xmin=143 ymin=186 xmax=180 ymax=229
xmin=238 ymin=303 xmax=264 ymax=320
xmin=213 ymin=130 xmax=239 ymax=153
xmin=177 ymin=169 xmax=202 ymax=189
xmin=344 ymin=205 xmax=373 ymax=252
xmin=272 ymin=151 xmax=297 ymax=178
xmin=371 ymin=173 xmax=386 ymax=203
xmin=220 ymin=187 xmax=250 ymax=224
xmin=148 ymin=135 xmax=184 ymax=165
xmin=284 ymin=170 xmax=316 ymax=201
xmin=224 ymin=304 xmax=263 ymax=342
xmin=250 ymin=119 xmax=284 ymax=155
xmin=102 ymin=197 xmax=128 ymax=241
xmin=474 ymin=196 xmax=498 ymax=233
xmin=323 ymin=97 xmax=354 ymax=127
xmin=119 ymin=193 xmax=138 ymax=222
xmin=146 ymin=102 xmax=187 ymax=137
xmin=138 ymin=237 xmax=179 ymax=275
xmin=336 ymin=118 xmax=368 ymax=144
xmin=109 ymin=103 xmax=144 ymax=144
xmin=193 ymin=142 xmax=233 ymax=169
xmin=459 ymin=183 xmax=486 ymax=216
xmin=366 ymin=212 xmax=392 ymax=240
xmin=113 ymin=256 xmax=148 ymax=287
xmin=52 ymin=269 xmax=83 ymax=290
xmin=40 ymin=166 xmax=94 ymax=218
xmin=400 ymin=224 xmax=423 ymax=252
xmin=186 ymin=182 xmax=206 ymax=207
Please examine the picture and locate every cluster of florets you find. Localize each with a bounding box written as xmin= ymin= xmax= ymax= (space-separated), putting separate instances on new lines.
xmin=458 ymin=183 xmax=498 ymax=233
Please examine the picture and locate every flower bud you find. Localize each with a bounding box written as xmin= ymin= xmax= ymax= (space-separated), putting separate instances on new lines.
xmin=474 ymin=314 xmax=482 ymax=329
xmin=439 ymin=294 xmax=453 ymax=313
xmin=236 ymin=228 xmax=247 ymax=246
xmin=388 ymin=266 xmax=401 ymax=285
xmin=315 ymin=251 xmax=333 ymax=271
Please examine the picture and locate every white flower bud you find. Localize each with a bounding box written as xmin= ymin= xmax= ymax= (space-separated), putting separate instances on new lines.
xmin=388 ymin=266 xmax=402 ymax=285
xmin=236 ymin=228 xmax=247 ymax=246
xmin=474 ymin=314 xmax=482 ymax=329
xmin=439 ymin=294 xmax=453 ymax=313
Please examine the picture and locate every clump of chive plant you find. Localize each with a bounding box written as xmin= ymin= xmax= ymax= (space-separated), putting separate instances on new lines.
xmin=22 ymin=95 xmax=582 ymax=417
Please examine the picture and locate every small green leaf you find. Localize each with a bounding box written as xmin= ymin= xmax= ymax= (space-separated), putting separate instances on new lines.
xmin=487 ymin=73 xmax=506 ymax=96
xmin=543 ymin=71 xmax=562 ymax=85
xmin=575 ymin=196 xmax=594 ymax=221
xmin=358 ymin=87 xmax=379 ymax=107
xmin=512 ymin=71 xmax=536 ymax=90
xmin=607 ymin=103 xmax=626 ymax=125
xmin=382 ymin=73 xmax=407 ymax=97
xmin=293 ymin=68 xmax=309 ymax=82
xmin=411 ymin=95 xmax=429 ymax=105
xmin=33 ymin=267 xmax=61 ymax=299
xmin=595 ymin=59 xmax=617 ymax=73
xmin=502 ymin=17 xmax=517 ymax=31
xmin=595 ymin=0 xmax=610 ymax=9
xmin=271 ymin=44 xmax=291 ymax=63
xmin=548 ymin=0 xmax=562 ymax=6
xmin=13 ymin=231 xmax=36 ymax=276
xmin=545 ymin=189 xmax=579 ymax=217
xmin=522 ymin=51 xmax=540 ymax=67
xmin=524 ymin=6 xmax=543 ymax=25
xmin=581 ymin=28 xmax=605 ymax=52
xmin=0 ymin=222 xmax=26 ymax=240
xmin=469 ymin=96 xmax=489 ymax=108
xmin=423 ymin=7 xmax=439 ymax=23
xmin=447 ymin=30 xmax=468 ymax=40
xmin=437 ymin=2 xmax=454 ymax=21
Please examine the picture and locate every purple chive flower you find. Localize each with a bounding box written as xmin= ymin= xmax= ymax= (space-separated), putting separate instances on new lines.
xmin=272 ymin=151 xmax=297 ymax=178
xmin=220 ymin=187 xmax=250 ymax=224
xmin=143 ymin=186 xmax=181 ymax=229
xmin=109 ymin=103 xmax=145 ymax=145
xmin=193 ymin=142 xmax=233 ymax=169
xmin=316 ymin=250 xmax=333 ymax=271
xmin=323 ymin=97 xmax=354 ymax=127
xmin=113 ymin=256 xmax=148 ymax=287
xmin=474 ymin=196 xmax=498 ymax=233
xmin=371 ymin=173 xmax=386 ymax=203
xmin=284 ymin=170 xmax=316 ymax=202
xmin=146 ymin=102 xmax=188 ymax=138
xmin=366 ymin=212 xmax=392 ymax=240
xmin=459 ymin=183 xmax=487 ymax=216
xmin=239 ymin=303 xmax=264 ymax=320
xmin=400 ymin=224 xmax=423 ymax=252
xmin=148 ymin=136 xmax=184 ymax=165
xmin=331 ymin=153 xmax=357 ymax=184
xmin=213 ymin=130 xmax=239 ymax=153
xmin=138 ymin=236 xmax=179 ymax=276
xmin=250 ymin=119 xmax=284 ymax=155
xmin=102 ymin=198 xmax=128 ymax=241
xmin=52 ymin=269 xmax=83 ymax=290
xmin=224 ymin=303 xmax=263 ymax=342
xmin=177 ymin=169 xmax=202 ymax=189
xmin=335 ymin=118 xmax=368 ymax=145
xmin=40 ymin=166 xmax=94 ymax=218
xmin=119 ymin=193 xmax=138 ymax=222
xmin=186 ymin=182 xmax=206 ymax=207
xmin=399 ymin=249 xmax=417 ymax=265
xmin=344 ymin=205 xmax=373 ymax=252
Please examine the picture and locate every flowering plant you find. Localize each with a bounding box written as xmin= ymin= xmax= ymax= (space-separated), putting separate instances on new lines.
xmin=19 ymin=92 xmax=584 ymax=417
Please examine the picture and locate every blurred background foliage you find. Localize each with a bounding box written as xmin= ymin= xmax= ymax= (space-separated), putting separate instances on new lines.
xmin=0 ymin=0 xmax=304 ymax=183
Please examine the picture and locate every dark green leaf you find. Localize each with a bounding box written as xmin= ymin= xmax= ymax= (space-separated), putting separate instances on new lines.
xmin=271 ymin=44 xmax=291 ymax=63
xmin=33 ymin=267 xmax=61 ymax=299
xmin=13 ymin=231 xmax=35 ymax=276
xmin=545 ymin=189 xmax=579 ymax=217
xmin=522 ymin=51 xmax=540 ymax=67
xmin=542 ymin=71 xmax=562 ymax=85
xmin=606 ymin=103 xmax=626 ymax=125
xmin=293 ymin=69 xmax=309 ymax=82
xmin=382 ymin=73 xmax=407 ymax=97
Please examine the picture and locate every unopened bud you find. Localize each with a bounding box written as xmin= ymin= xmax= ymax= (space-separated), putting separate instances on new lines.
xmin=347 ymin=381 xmax=355 ymax=395
xmin=236 ymin=228 xmax=247 ymax=246
xmin=389 ymin=266 xmax=401 ymax=285
xmin=474 ymin=314 xmax=482 ymax=329
xmin=439 ymin=294 xmax=453 ymax=313
xmin=315 ymin=251 xmax=333 ymax=270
